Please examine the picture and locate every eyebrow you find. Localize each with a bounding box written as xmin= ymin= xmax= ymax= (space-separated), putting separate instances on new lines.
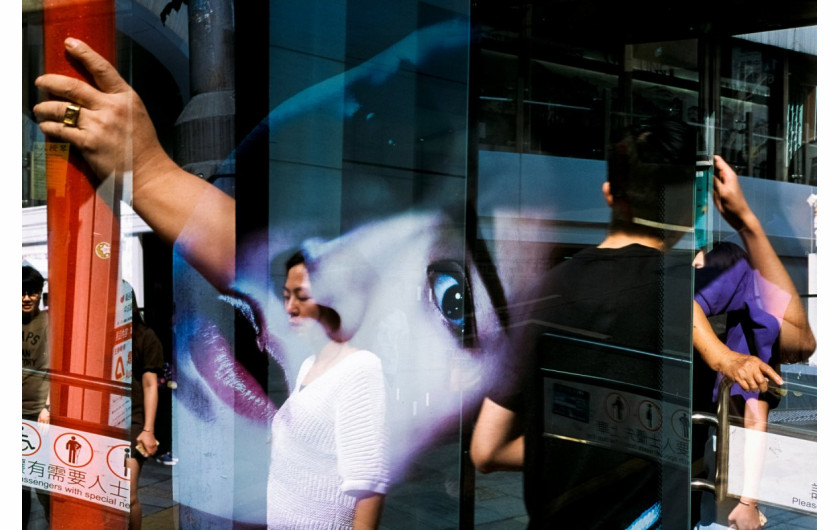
xmin=465 ymin=203 xmax=509 ymax=330
xmin=466 ymin=233 xmax=509 ymax=330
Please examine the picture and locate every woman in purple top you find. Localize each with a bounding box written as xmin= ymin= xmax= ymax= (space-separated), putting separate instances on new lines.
xmin=695 ymin=241 xmax=784 ymax=405
xmin=691 ymin=157 xmax=816 ymax=530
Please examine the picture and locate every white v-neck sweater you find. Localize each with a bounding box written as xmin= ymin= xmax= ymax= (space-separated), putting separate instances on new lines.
xmin=267 ymin=350 xmax=389 ymax=529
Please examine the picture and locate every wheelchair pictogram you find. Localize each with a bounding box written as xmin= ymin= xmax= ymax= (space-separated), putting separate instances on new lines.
xmin=22 ymin=422 xmax=42 ymax=457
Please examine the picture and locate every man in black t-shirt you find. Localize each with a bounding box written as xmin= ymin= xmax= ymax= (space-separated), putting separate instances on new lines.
xmin=471 ymin=119 xmax=698 ymax=529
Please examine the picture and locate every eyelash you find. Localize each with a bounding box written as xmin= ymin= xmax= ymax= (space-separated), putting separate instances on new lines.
xmin=283 ymin=293 xmax=311 ymax=302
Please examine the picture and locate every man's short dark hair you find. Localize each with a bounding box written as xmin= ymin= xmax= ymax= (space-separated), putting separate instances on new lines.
xmin=607 ymin=118 xmax=696 ymax=237
xmin=22 ymin=265 xmax=45 ymax=294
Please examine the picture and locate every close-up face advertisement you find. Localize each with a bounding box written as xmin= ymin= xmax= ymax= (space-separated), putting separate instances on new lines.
xmin=18 ymin=1 xmax=826 ymax=528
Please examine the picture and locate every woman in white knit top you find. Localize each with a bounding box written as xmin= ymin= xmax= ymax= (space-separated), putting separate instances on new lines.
xmin=267 ymin=251 xmax=389 ymax=529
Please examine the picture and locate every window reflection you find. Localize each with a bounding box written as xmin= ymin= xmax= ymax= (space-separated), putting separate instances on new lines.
xmin=21 ymin=2 xmax=818 ymax=529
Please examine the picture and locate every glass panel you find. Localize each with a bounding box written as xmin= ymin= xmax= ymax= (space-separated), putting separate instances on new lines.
xmin=478 ymin=49 xmax=519 ymax=152
xmin=22 ymin=2 xmax=818 ymax=529
xmin=784 ymin=35 xmax=817 ymax=186
xmin=527 ymin=59 xmax=617 ymax=159
xmin=719 ymin=31 xmax=817 ymax=185
xmin=472 ymin=9 xmax=699 ymax=526
xmin=719 ymin=43 xmax=776 ymax=180
xmin=264 ymin=2 xmax=473 ymax=527
xmin=631 ymin=41 xmax=700 ymax=126
xmin=693 ymin=31 xmax=817 ymax=526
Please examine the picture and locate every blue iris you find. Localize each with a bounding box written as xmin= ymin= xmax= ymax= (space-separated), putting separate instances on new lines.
xmin=430 ymin=271 xmax=465 ymax=328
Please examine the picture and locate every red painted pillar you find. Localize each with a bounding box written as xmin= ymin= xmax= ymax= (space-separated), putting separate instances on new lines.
xmin=43 ymin=1 xmax=128 ymax=527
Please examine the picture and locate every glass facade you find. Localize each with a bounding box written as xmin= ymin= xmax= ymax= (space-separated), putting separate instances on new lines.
xmin=21 ymin=1 xmax=818 ymax=528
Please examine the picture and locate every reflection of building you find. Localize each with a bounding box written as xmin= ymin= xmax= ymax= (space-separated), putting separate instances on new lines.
xmin=20 ymin=1 xmax=818 ymax=527
xmin=21 ymin=0 xmax=817 ymax=322
xmin=473 ymin=5 xmax=817 ymax=368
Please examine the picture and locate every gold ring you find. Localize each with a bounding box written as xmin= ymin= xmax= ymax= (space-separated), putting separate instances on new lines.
xmin=63 ymin=104 xmax=81 ymax=127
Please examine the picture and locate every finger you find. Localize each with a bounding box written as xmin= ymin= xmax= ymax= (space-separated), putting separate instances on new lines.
xmin=747 ymin=364 xmax=767 ymax=392
xmin=33 ymin=100 xmax=83 ymax=125
xmin=734 ymin=372 xmax=755 ymax=393
xmin=736 ymin=365 xmax=760 ymax=393
xmin=760 ymin=362 xmax=784 ymax=386
xmin=33 ymin=101 xmax=90 ymax=144
xmin=35 ymin=73 xmax=104 ymax=109
xmin=713 ymin=155 xmax=737 ymax=183
xmin=63 ymin=38 xmax=130 ymax=94
xmin=713 ymin=156 xmax=729 ymax=183
xmin=36 ymin=118 xmax=88 ymax=146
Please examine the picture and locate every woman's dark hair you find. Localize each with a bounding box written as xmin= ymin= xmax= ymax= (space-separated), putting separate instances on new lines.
xmin=285 ymin=250 xmax=306 ymax=273
xmin=704 ymin=241 xmax=749 ymax=270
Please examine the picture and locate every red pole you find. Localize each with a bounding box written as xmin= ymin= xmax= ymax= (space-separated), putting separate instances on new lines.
xmin=43 ymin=1 xmax=128 ymax=527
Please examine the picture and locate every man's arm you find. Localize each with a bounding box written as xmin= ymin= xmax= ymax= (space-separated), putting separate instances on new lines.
xmin=37 ymin=403 xmax=50 ymax=424
xmin=470 ymin=397 xmax=524 ymax=474
xmin=712 ymin=156 xmax=816 ymax=361
xmin=136 ymin=371 xmax=160 ymax=457
xmin=34 ymin=38 xmax=235 ymax=291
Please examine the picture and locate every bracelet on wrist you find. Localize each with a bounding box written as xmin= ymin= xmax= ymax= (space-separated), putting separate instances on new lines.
xmin=739 ymin=500 xmax=757 ymax=508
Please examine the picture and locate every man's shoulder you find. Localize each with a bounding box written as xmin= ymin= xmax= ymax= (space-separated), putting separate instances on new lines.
xmin=23 ymin=310 xmax=49 ymax=328
xmin=577 ymin=243 xmax=662 ymax=258
xmin=543 ymin=244 xmax=661 ymax=281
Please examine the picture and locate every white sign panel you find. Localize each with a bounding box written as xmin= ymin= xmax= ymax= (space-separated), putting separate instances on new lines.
xmin=727 ymin=426 xmax=817 ymax=514
xmin=21 ymin=420 xmax=131 ymax=512
xmin=109 ymin=281 xmax=133 ymax=428
xmin=112 ymin=281 xmax=132 ymax=384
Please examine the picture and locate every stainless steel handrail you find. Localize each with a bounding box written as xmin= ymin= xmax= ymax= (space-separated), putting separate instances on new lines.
xmin=690 ymin=377 xmax=733 ymax=501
